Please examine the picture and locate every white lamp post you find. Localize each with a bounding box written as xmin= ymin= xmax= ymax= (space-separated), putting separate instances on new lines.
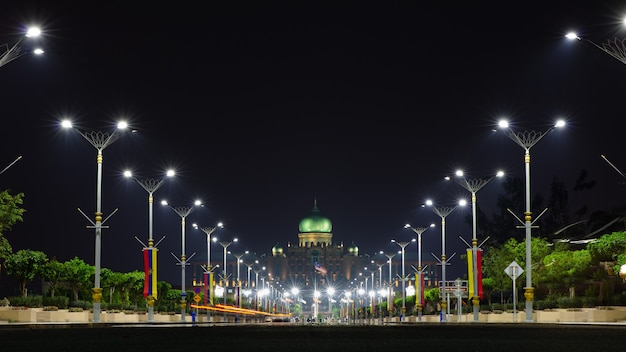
xmin=404 ymin=223 xmax=434 ymax=322
xmin=426 ymin=199 xmax=466 ymax=322
xmin=233 ymin=251 xmax=247 ymax=308
xmin=192 ymin=222 xmax=223 ymax=323
xmin=384 ymin=252 xmax=396 ymax=323
xmin=162 ymin=199 xmax=202 ymax=322
xmin=497 ymin=118 xmax=565 ymax=322
xmin=451 ymin=169 xmax=503 ymax=322
xmin=124 ymin=169 xmax=175 ymax=322
xmin=390 ymin=239 xmax=413 ymax=321
xmin=218 ymin=237 xmax=238 ymax=306
xmin=327 ymin=286 xmax=335 ymax=314
xmin=61 ymin=119 xmax=128 ymax=323
xmin=0 ymin=26 xmax=44 ymax=68
xmin=373 ymin=259 xmax=385 ymax=324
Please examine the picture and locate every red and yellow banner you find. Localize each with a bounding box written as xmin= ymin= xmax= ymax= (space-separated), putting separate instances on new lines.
xmin=467 ymin=248 xmax=483 ymax=300
xmin=143 ymin=247 xmax=158 ymax=299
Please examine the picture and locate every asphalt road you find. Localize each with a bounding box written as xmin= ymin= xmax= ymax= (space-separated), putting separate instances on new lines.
xmin=1 ymin=323 xmax=624 ymax=352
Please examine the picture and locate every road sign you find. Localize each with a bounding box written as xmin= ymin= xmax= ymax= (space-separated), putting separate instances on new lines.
xmin=505 ymin=261 xmax=523 ymax=279
xmin=193 ymin=294 xmax=201 ymax=303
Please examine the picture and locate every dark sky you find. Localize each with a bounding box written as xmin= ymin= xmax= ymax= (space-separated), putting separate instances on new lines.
xmin=1 ymin=1 xmax=626 ymax=288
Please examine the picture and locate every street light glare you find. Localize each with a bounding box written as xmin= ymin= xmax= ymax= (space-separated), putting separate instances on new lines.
xmin=117 ymin=121 xmax=128 ymax=130
xmin=497 ymin=119 xmax=509 ymax=129
xmin=565 ymin=32 xmax=579 ymax=40
xmin=25 ymin=27 xmax=41 ymax=38
xmin=33 ymin=48 xmax=44 ymax=55
xmin=555 ymin=119 xmax=566 ymax=128
xmin=61 ymin=120 xmax=72 ymax=129
xmin=455 ymin=170 xmax=464 ymax=177
xmin=123 ymin=170 xmax=132 ymax=177
xmin=166 ymin=169 xmax=175 ymax=177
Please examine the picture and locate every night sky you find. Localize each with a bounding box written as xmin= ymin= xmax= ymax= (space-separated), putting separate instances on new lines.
xmin=1 ymin=1 xmax=626 ymax=290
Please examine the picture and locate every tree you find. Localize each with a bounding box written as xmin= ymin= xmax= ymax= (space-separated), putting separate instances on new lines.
xmin=101 ymin=268 xmax=127 ymax=307
xmin=541 ymin=249 xmax=591 ymax=298
xmin=3 ymin=249 xmax=48 ymax=297
xmin=63 ymin=257 xmax=94 ymax=302
xmin=0 ymin=190 xmax=25 ymax=269
xmin=482 ymin=240 xmax=517 ymax=304
xmin=39 ymin=258 xmax=66 ymax=297
xmin=587 ymin=231 xmax=626 ymax=264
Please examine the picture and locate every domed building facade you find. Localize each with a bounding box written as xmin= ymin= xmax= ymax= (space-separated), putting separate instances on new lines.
xmin=266 ymin=200 xmax=363 ymax=292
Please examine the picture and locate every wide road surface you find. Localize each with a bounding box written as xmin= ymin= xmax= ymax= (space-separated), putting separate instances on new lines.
xmin=1 ymin=322 xmax=623 ymax=351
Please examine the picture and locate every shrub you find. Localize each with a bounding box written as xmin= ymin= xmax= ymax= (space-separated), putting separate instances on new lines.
xmin=43 ymin=296 xmax=69 ymax=309
xmin=535 ymin=299 xmax=558 ymax=310
xmin=9 ymin=295 xmax=43 ymax=308
xmin=557 ymin=297 xmax=583 ymax=309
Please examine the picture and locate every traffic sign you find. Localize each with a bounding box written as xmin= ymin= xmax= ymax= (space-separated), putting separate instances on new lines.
xmin=193 ymin=294 xmax=201 ymax=303
xmin=505 ymin=261 xmax=523 ymax=279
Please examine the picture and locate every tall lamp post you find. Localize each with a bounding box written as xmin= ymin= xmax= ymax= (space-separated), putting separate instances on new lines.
xmin=404 ymin=223 xmax=434 ymax=322
xmin=497 ymin=119 xmax=565 ymax=322
xmin=218 ymin=237 xmax=238 ymax=305
xmin=451 ymin=169 xmax=503 ymax=322
xmin=383 ymin=251 xmax=396 ymax=323
xmin=162 ymin=199 xmax=202 ymax=322
xmin=233 ymin=251 xmax=247 ymax=308
xmin=373 ymin=259 xmax=385 ymax=324
xmin=390 ymin=239 xmax=413 ymax=320
xmin=124 ymin=169 xmax=175 ymax=322
xmin=61 ymin=119 xmax=128 ymax=323
xmin=193 ymin=222 xmax=223 ymax=323
xmin=0 ymin=26 xmax=44 ymax=68
xmin=426 ymin=199 xmax=466 ymax=322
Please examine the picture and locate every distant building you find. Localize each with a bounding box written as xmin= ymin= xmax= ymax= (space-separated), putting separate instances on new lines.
xmin=266 ymin=199 xmax=363 ymax=290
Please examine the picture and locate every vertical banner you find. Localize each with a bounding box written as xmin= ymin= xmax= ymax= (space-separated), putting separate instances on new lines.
xmin=209 ymin=271 xmax=215 ymax=305
xmin=467 ymin=249 xmax=475 ymax=299
xmin=143 ymin=247 xmax=158 ymax=299
xmin=477 ymin=249 xmax=483 ymax=299
xmin=203 ymin=272 xmax=209 ymax=306
xmin=415 ymin=272 xmax=424 ymax=306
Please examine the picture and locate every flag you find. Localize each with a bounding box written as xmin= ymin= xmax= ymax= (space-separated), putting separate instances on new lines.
xmin=314 ymin=262 xmax=327 ymax=275
xmin=143 ymin=247 xmax=158 ymax=299
xmin=467 ymin=248 xmax=484 ymax=300
xmin=415 ymin=272 xmax=424 ymax=306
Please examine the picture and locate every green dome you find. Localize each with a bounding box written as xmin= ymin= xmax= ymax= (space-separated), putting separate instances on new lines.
xmin=298 ymin=201 xmax=332 ymax=233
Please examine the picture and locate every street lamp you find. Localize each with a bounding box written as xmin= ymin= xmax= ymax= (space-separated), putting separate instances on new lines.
xmin=497 ymin=118 xmax=565 ymax=322
xmin=372 ymin=259 xmax=385 ymax=323
xmin=192 ymin=222 xmax=223 ymax=311
xmin=450 ymin=169 xmax=503 ymax=322
xmin=383 ymin=251 xmax=396 ymax=323
xmin=390 ymin=239 xmax=413 ymax=321
xmin=233 ymin=251 xmax=247 ymax=308
xmin=404 ymin=223 xmax=434 ymax=322
xmin=124 ymin=169 xmax=174 ymax=322
xmin=565 ymin=32 xmax=626 ymax=65
xmin=217 ymin=237 xmax=238 ymax=305
xmin=61 ymin=119 xmax=128 ymax=323
xmin=0 ymin=26 xmax=44 ymax=68
xmin=327 ymin=286 xmax=335 ymax=314
xmin=426 ymin=199 xmax=466 ymax=322
xmin=162 ymin=199 xmax=202 ymax=322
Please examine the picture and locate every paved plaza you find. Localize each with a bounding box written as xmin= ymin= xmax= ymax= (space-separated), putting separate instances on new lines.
xmin=1 ymin=322 xmax=624 ymax=352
